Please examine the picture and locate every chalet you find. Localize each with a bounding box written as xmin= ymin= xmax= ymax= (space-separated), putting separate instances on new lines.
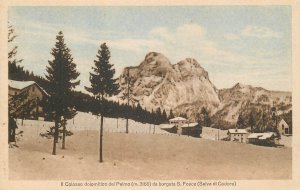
xmin=227 ymin=129 xmax=248 ymax=143
xmin=160 ymin=122 xmax=202 ymax=138
xmin=277 ymin=119 xmax=290 ymax=135
xmin=169 ymin=117 xmax=188 ymax=125
xmin=179 ymin=123 xmax=202 ymax=137
xmin=9 ymin=80 xmax=48 ymax=118
xmin=160 ymin=124 xmax=177 ymax=133
xmin=247 ymin=132 xmax=276 ymax=146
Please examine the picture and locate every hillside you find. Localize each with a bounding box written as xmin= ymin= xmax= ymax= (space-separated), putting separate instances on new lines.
xmin=9 ymin=113 xmax=291 ymax=180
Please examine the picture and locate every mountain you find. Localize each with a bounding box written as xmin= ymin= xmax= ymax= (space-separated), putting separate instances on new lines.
xmin=215 ymin=83 xmax=292 ymax=127
xmin=117 ymin=52 xmax=292 ymax=127
xmin=117 ymin=52 xmax=220 ymax=118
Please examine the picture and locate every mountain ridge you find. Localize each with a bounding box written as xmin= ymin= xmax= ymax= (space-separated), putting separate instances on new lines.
xmin=116 ymin=52 xmax=292 ymax=125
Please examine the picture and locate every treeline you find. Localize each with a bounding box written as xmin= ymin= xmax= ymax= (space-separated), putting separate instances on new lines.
xmin=9 ymin=67 xmax=170 ymax=125
xmin=71 ymin=91 xmax=169 ymax=125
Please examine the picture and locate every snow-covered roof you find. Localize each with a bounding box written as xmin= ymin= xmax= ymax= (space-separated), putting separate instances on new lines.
xmin=278 ymin=119 xmax=289 ymax=127
xmin=247 ymin=132 xmax=275 ymax=139
xmin=160 ymin=124 xmax=175 ymax=129
xmin=9 ymin=80 xmax=35 ymax=90
xmin=228 ymin=129 xmax=248 ymax=134
xmin=181 ymin=123 xmax=199 ymax=128
xmin=9 ymin=80 xmax=49 ymax=96
xmin=169 ymin=117 xmax=187 ymax=122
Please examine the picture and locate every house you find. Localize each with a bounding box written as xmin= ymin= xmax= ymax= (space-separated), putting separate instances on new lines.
xmin=160 ymin=122 xmax=202 ymax=137
xmin=277 ymin=119 xmax=290 ymax=135
xmin=9 ymin=80 xmax=48 ymax=118
xmin=179 ymin=123 xmax=202 ymax=137
xmin=160 ymin=124 xmax=177 ymax=133
xmin=247 ymin=132 xmax=277 ymax=146
xmin=169 ymin=117 xmax=188 ymax=125
xmin=227 ymin=129 xmax=248 ymax=143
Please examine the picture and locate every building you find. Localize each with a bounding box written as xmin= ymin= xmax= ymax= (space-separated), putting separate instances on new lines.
xmin=160 ymin=122 xmax=202 ymax=137
xmin=9 ymin=80 xmax=48 ymax=118
xmin=227 ymin=129 xmax=248 ymax=143
xmin=277 ymin=119 xmax=290 ymax=135
xmin=247 ymin=132 xmax=277 ymax=146
xmin=169 ymin=117 xmax=188 ymax=125
xmin=160 ymin=124 xmax=177 ymax=133
xmin=179 ymin=123 xmax=202 ymax=137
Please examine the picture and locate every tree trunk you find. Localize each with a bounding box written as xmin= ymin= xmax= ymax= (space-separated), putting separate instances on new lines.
xmin=126 ymin=69 xmax=130 ymax=134
xmin=126 ymin=118 xmax=129 ymax=134
xmin=100 ymin=114 xmax=103 ymax=162
xmin=62 ymin=119 xmax=66 ymax=149
xmin=99 ymin=94 xmax=104 ymax=163
xmin=52 ymin=118 xmax=59 ymax=155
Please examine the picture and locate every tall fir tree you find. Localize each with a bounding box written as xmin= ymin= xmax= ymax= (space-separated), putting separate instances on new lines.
xmin=8 ymin=23 xmax=24 ymax=80
xmin=121 ymin=68 xmax=135 ymax=133
xmin=85 ymin=43 xmax=119 ymax=162
xmin=45 ymin=31 xmax=80 ymax=154
xmin=236 ymin=114 xmax=244 ymax=129
xmin=169 ymin=109 xmax=174 ymax=120
xmin=248 ymin=112 xmax=255 ymax=133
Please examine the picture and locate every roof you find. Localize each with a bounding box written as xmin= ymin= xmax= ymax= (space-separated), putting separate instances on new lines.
xmin=278 ymin=119 xmax=289 ymax=127
xmin=181 ymin=123 xmax=199 ymax=128
xmin=160 ymin=124 xmax=175 ymax=129
xmin=9 ymin=80 xmax=49 ymax=96
xmin=228 ymin=129 xmax=248 ymax=134
xmin=169 ymin=117 xmax=187 ymax=122
xmin=9 ymin=80 xmax=35 ymax=90
xmin=247 ymin=132 xmax=275 ymax=140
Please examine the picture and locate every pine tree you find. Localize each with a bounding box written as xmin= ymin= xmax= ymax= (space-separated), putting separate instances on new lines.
xmin=237 ymin=114 xmax=244 ymax=129
xmin=8 ymin=23 xmax=24 ymax=80
xmin=121 ymin=68 xmax=135 ymax=133
xmin=162 ymin=109 xmax=167 ymax=123
xmin=45 ymin=31 xmax=80 ymax=154
xmin=85 ymin=43 xmax=119 ymax=162
xmin=248 ymin=112 xmax=255 ymax=133
xmin=169 ymin=109 xmax=174 ymax=120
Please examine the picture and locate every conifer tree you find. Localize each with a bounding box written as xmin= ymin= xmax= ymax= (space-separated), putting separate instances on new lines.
xmin=45 ymin=31 xmax=80 ymax=154
xmin=248 ymin=112 xmax=255 ymax=133
xmin=8 ymin=23 xmax=24 ymax=80
xmin=85 ymin=43 xmax=119 ymax=162
xmin=237 ymin=114 xmax=244 ymax=129
xmin=162 ymin=109 xmax=167 ymax=123
xmin=121 ymin=68 xmax=135 ymax=133
xmin=169 ymin=109 xmax=174 ymax=120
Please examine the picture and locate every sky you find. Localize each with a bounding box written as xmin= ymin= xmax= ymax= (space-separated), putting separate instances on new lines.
xmin=8 ymin=6 xmax=292 ymax=92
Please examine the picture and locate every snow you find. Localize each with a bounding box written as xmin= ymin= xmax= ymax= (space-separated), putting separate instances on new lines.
xmin=169 ymin=117 xmax=187 ymax=122
xmin=9 ymin=80 xmax=35 ymax=90
xmin=228 ymin=129 xmax=248 ymax=134
xmin=17 ymin=112 xmax=172 ymax=135
xmin=201 ymin=127 xmax=228 ymax=141
xmin=10 ymin=118 xmax=291 ymax=180
xmin=181 ymin=123 xmax=198 ymax=128
xmin=247 ymin=132 xmax=275 ymax=139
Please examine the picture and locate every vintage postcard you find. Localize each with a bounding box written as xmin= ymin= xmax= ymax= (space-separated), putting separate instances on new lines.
xmin=1 ymin=0 xmax=300 ymax=190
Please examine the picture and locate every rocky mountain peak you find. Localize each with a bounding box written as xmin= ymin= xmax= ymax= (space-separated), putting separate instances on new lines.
xmin=139 ymin=52 xmax=173 ymax=77
xmin=175 ymin=58 xmax=208 ymax=79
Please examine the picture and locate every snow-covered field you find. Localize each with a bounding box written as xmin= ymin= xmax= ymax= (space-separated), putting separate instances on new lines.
xmin=201 ymin=127 xmax=228 ymax=140
xmin=10 ymin=112 xmax=292 ymax=180
xmin=17 ymin=112 xmax=172 ymax=135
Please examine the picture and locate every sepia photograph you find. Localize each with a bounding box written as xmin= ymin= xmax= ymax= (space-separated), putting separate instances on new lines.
xmin=1 ymin=1 xmax=300 ymax=190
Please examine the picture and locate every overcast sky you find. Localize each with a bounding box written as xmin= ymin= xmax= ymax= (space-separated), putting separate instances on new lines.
xmin=9 ymin=6 xmax=291 ymax=92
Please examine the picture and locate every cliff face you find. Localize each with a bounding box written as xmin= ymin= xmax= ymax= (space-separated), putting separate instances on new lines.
xmin=117 ymin=52 xmax=292 ymax=123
